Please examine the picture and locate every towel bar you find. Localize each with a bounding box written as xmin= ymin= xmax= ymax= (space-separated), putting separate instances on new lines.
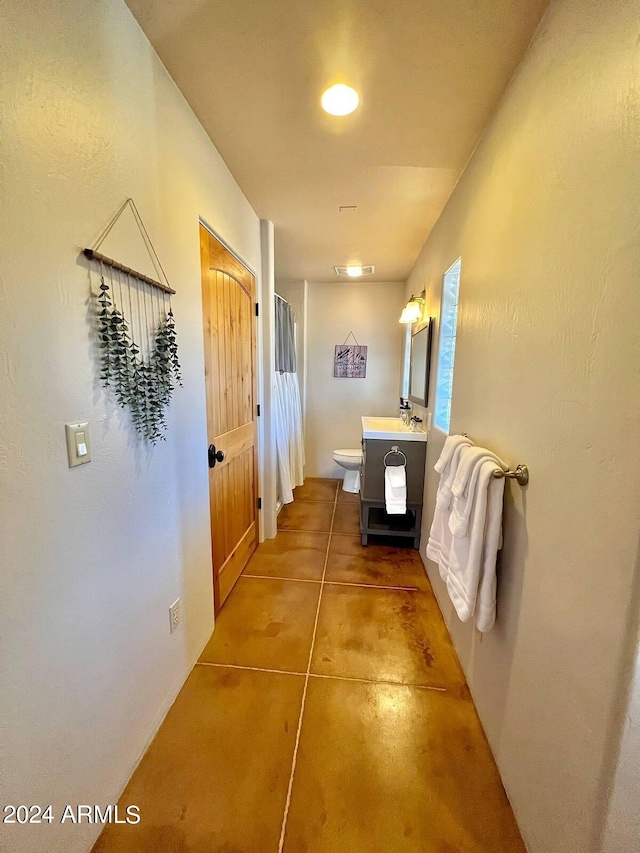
xmin=493 ymin=465 xmax=529 ymax=486
xmin=461 ymin=434 xmax=529 ymax=486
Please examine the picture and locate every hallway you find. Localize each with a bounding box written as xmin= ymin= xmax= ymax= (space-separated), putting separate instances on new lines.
xmin=93 ymin=479 xmax=524 ymax=852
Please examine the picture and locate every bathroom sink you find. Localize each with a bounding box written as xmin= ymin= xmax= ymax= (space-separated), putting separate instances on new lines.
xmin=361 ymin=416 xmax=427 ymax=442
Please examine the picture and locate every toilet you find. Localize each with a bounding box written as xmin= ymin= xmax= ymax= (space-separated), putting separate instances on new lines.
xmin=332 ymin=448 xmax=363 ymax=493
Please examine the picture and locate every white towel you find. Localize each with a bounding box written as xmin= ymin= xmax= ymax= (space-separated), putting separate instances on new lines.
xmin=434 ymin=434 xmax=474 ymax=475
xmin=449 ymin=446 xmax=506 ymax=538
xmin=446 ymin=458 xmax=504 ymax=631
xmin=435 ymin=435 xmax=473 ymax=512
xmin=427 ymin=453 xmax=505 ymax=632
xmin=427 ymin=436 xmax=472 ymax=580
xmin=385 ymin=465 xmax=407 ymax=515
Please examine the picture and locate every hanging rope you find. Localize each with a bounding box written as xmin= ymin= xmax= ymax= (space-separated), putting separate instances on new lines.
xmin=342 ymin=330 xmax=360 ymax=346
xmin=84 ymin=198 xmax=175 ymax=295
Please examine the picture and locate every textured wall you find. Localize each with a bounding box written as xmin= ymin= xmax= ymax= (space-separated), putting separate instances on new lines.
xmin=0 ymin=1 xmax=261 ymax=851
xmin=404 ymin=1 xmax=640 ymax=850
xmin=305 ymin=281 xmax=405 ymax=479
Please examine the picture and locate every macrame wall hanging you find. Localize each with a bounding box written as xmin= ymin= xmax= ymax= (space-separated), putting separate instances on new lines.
xmin=83 ymin=199 xmax=182 ymax=444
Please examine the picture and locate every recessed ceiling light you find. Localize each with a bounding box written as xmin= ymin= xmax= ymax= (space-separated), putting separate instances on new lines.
xmin=346 ymin=265 xmax=363 ymax=277
xmin=321 ymin=84 xmax=360 ymax=116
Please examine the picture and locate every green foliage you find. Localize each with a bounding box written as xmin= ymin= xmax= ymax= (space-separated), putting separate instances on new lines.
xmin=97 ymin=275 xmax=182 ymax=443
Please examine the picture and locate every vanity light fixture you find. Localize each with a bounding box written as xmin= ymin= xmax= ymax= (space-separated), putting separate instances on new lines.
xmin=399 ymin=294 xmax=425 ymax=324
xmin=321 ymin=84 xmax=360 ymax=116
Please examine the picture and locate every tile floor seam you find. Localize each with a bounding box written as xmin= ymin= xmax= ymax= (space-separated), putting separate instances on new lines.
xmin=242 ymin=574 xmax=420 ymax=593
xmin=195 ymin=661 xmax=453 ymax=693
xmin=196 ymin=661 xmax=307 ymax=677
xmin=307 ymin=672 xmax=448 ymax=692
xmin=294 ymin=499 xmax=340 ymax=504
xmin=278 ymin=528 xmax=332 ymax=534
xmin=242 ymin=574 xmax=321 ymax=584
xmin=327 ymin=580 xmax=420 ymax=592
xmin=277 ymin=481 xmax=339 ymax=853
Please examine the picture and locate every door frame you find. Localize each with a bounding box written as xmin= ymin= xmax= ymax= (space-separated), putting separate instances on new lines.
xmin=199 ymin=220 xmax=259 ymax=280
xmin=199 ymin=219 xmax=261 ymax=612
xmin=199 ymin=217 xmax=278 ymax=545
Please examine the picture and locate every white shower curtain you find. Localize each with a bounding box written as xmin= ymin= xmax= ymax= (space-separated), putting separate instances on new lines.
xmin=274 ymin=296 xmax=304 ymax=504
xmin=275 ymin=372 xmax=304 ymax=503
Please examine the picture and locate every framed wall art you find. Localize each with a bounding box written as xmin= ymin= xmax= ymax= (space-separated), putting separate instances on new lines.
xmin=334 ymin=333 xmax=367 ymax=379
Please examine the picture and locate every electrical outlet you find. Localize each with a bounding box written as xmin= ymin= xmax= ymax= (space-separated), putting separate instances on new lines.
xmin=426 ymin=412 xmax=433 ymax=432
xmin=169 ymin=598 xmax=180 ymax=634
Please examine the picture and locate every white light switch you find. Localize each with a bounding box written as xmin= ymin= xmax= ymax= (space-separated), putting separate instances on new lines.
xmin=76 ymin=432 xmax=87 ymax=456
xmin=66 ymin=422 xmax=92 ymax=468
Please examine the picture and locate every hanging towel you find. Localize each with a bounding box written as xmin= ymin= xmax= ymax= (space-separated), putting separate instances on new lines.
xmin=435 ymin=435 xmax=473 ymax=511
xmin=434 ymin=434 xmax=474 ymax=475
xmin=427 ymin=436 xmax=472 ymax=579
xmin=446 ymin=458 xmax=504 ymax=631
xmin=449 ymin=446 xmax=507 ymax=538
xmin=385 ymin=465 xmax=407 ymax=515
xmin=427 ymin=450 xmax=505 ymax=632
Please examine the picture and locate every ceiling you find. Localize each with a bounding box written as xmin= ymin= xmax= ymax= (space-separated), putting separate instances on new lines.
xmin=126 ymin=0 xmax=549 ymax=283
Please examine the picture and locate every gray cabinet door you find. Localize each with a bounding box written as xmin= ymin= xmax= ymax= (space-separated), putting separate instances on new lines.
xmin=361 ymin=439 xmax=426 ymax=504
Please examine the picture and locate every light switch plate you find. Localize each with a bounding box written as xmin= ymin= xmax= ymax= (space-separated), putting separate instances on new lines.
xmin=65 ymin=422 xmax=92 ymax=468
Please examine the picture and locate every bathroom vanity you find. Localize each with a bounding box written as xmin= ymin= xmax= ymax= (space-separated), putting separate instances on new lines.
xmin=359 ymin=417 xmax=427 ymax=548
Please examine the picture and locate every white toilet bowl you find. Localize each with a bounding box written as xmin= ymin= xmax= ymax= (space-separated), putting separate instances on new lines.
xmin=332 ymin=448 xmax=362 ymax=493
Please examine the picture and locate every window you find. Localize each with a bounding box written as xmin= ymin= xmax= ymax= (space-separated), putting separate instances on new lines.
xmin=433 ymin=258 xmax=461 ymax=433
xmin=401 ymin=325 xmax=411 ymax=399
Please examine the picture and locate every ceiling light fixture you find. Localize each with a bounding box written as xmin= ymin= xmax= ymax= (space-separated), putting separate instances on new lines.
xmin=321 ymin=84 xmax=360 ymax=116
xmin=399 ymin=294 xmax=425 ymax=324
xmin=334 ymin=265 xmax=375 ymax=277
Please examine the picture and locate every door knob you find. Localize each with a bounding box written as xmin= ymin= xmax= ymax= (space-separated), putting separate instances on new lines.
xmin=208 ymin=444 xmax=225 ymax=468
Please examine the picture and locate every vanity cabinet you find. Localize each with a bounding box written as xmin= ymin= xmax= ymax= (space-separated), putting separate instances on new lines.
xmin=360 ymin=437 xmax=426 ymax=548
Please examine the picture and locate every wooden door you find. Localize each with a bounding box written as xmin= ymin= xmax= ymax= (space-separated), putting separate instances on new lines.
xmin=200 ymin=225 xmax=258 ymax=613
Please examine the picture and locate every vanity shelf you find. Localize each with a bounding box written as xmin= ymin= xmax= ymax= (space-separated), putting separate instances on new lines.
xmin=359 ymin=433 xmax=426 ymax=549
xmin=360 ymin=504 xmax=423 ymax=549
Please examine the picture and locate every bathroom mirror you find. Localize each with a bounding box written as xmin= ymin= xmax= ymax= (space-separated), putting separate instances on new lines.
xmin=409 ymin=318 xmax=433 ymax=407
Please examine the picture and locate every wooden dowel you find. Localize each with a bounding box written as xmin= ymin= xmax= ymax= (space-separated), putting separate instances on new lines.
xmin=83 ymin=248 xmax=176 ymax=295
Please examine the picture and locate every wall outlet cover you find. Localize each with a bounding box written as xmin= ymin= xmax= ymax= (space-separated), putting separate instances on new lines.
xmin=169 ymin=598 xmax=180 ymax=634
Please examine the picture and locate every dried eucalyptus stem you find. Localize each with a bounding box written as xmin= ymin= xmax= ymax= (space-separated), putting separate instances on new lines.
xmin=96 ymin=273 xmax=182 ymax=443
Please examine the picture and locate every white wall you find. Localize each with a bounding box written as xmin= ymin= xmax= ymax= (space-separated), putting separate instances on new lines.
xmin=0 ymin=1 xmax=263 ymax=851
xmin=305 ymin=281 xmax=405 ymax=478
xmin=404 ymin=1 xmax=640 ymax=851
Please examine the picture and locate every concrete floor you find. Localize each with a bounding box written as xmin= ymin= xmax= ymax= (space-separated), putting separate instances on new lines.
xmin=93 ymin=478 xmax=525 ymax=852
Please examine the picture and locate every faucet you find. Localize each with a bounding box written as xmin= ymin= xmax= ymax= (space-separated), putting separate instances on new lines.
xmin=399 ymin=398 xmax=412 ymax=426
